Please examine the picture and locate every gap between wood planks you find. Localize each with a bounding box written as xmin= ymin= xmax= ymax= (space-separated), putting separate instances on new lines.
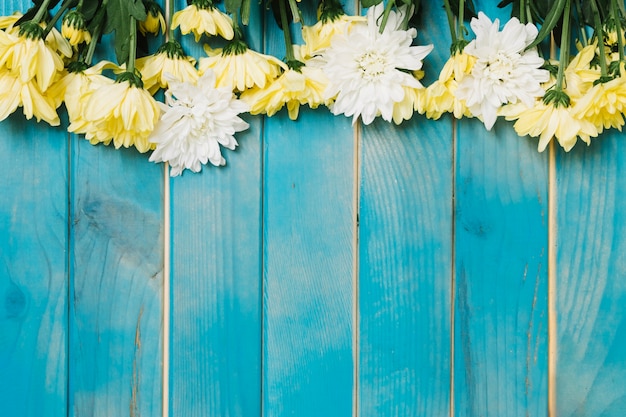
xmin=162 ymin=162 xmax=171 ymax=417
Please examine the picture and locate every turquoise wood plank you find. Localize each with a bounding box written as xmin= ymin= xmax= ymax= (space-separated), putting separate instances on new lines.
xmin=454 ymin=116 xmax=549 ymax=416
xmin=69 ymin=142 xmax=163 ymax=417
xmin=262 ymin=5 xmax=356 ymax=414
xmin=0 ymin=114 xmax=68 ymax=417
xmin=169 ymin=1 xmax=263 ymax=416
xmin=358 ymin=1 xmax=453 ymax=415
xmin=555 ymin=135 xmax=626 ymax=416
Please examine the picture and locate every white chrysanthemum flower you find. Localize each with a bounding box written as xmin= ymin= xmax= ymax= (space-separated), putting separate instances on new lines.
xmin=149 ymin=70 xmax=250 ymax=176
xmin=455 ymin=12 xmax=549 ymax=130
xmin=320 ymin=4 xmax=433 ymax=125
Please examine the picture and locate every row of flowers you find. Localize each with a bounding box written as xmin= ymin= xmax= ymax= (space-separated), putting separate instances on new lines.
xmin=1 ymin=0 xmax=626 ymax=175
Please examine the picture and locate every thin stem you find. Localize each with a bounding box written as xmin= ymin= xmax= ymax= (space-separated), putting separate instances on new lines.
xmin=555 ymin=0 xmax=571 ymax=91
xmin=574 ymin=0 xmax=588 ymax=46
xmin=32 ymin=0 xmax=53 ymax=24
xmin=611 ymin=0 xmax=625 ymax=67
xmin=127 ymin=16 xmax=137 ymax=73
xmin=278 ymin=0 xmax=295 ymax=62
xmin=590 ymin=0 xmax=609 ymax=78
xmin=378 ymin=0 xmax=395 ymax=34
xmin=458 ymin=0 xmax=465 ymax=41
xmin=43 ymin=0 xmax=74 ymax=38
xmin=520 ymin=0 xmax=526 ymax=24
xmin=442 ymin=0 xmax=457 ymax=42
xmin=167 ymin=0 xmax=175 ymax=41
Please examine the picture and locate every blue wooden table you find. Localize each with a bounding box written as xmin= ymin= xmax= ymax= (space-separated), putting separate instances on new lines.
xmin=1 ymin=0 xmax=625 ymax=416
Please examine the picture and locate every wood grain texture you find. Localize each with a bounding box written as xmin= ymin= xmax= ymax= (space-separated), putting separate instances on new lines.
xmin=0 ymin=114 xmax=68 ymax=417
xmin=358 ymin=2 xmax=453 ymax=415
xmin=168 ymin=130 xmax=262 ymax=417
xmin=555 ymin=134 xmax=626 ymax=417
xmin=69 ymin=142 xmax=163 ymax=417
xmin=168 ymin=1 xmax=263 ymax=416
xmin=454 ymin=116 xmax=549 ymax=417
xmin=262 ymin=5 xmax=356 ymax=413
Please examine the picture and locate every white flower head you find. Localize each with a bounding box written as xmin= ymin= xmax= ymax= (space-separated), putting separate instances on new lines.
xmin=321 ymin=4 xmax=433 ymax=125
xmin=149 ymin=70 xmax=250 ymax=176
xmin=455 ymin=12 xmax=549 ymax=130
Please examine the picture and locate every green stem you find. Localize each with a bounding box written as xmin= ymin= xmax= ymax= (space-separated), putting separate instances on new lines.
xmin=590 ymin=0 xmax=609 ymax=78
xmin=555 ymin=0 xmax=571 ymax=91
xmin=167 ymin=0 xmax=175 ymax=41
xmin=43 ymin=0 xmax=74 ymax=38
xmin=573 ymin=0 xmax=588 ymax=46
xmin=442 ymin=0 xmax=457 ymax=42
xmin=32 ymin=0 xmax=53 ymax=24
xmin=127 ymin=16 xmax=137 ymax=73
xmin=611 ymin=0 xmax=625 ymax=68
xmin=378 ymin=0 xmax=395 ymax=33
xmin=278 ymin=0 xmax=295 ymax=62
xmin=458 ymin=0 xmax=465 ymax=40
xmin=519 ymin=0 xmax=526 ymax=24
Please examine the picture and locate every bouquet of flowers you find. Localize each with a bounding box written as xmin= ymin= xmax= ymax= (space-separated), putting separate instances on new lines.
xmin=1 ymin=0 xmax=625 ymax=175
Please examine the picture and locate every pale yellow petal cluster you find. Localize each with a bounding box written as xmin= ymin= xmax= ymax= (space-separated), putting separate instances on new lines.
xmin=423 ymin=53 xmax=474 ymax=119
xmin=199 ymin=44 xmax=285 ymax=92
xmin=392 ymin=85 xmax=425 ymax=124
xmin=0 ymin=22 xmax=69 ymax=125
xmin=572 ymin=75 xmax=626 ymax=133
xmin=171 ymin=5 xmax=234 ymax=42
xmin=136 ymin=51 xmax=198 ymax=94
xmin=139 ymin=6 xmax=166 ymax=35
xmin=301 ymin=14 xmax=365 ymax=58
xmin=240 ymin=64 xmax=328 ymax=120
xmin=69 ymin=79 xmax=160 ymax=153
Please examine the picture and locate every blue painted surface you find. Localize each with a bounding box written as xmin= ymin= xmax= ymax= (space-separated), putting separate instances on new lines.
xmin=556 ymin=134 xmax=626 ymax=417
xmin=169 ymin=1 xmax=263 ymax=416
xmin=0 ymin=114 xmax=68 ymax=417
xmin=1 ymin=0 xmax=626 ymax=416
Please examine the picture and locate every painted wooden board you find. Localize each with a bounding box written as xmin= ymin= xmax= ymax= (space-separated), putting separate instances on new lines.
xmin=454 ymin=115 xmax=549 ymax=416
xmin=358 ymin=1 xmax=453 ymax=415
xmin=261 ymin=4 xmax=356 ymax=415
xmin=68 ymin=138 xmax=163 ymax=417
xmin=555 ymin=134 xmax=626 ymax=416
xmin=0 ymin=113 xmax=68 ymax=417
xmin=169 ymin=1 xmax=264 ymax=414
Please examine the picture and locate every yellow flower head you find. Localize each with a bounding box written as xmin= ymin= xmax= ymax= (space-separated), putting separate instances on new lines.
xmin=198 ymin=40 xmax=285 ymax=92
xmin=139 ymin=1 xmax=166 ymax=35
xmin=0 ymin=22 xmax=67 ymax=92
xmin=301 ymin=14 xmax=365 ymax=58
xmin=240 ymin=60 xmax=328 ymax=120
xmin=564 ymin=44 xmax=601 ymax=99
xmin=572 ymin=75 xmax=626 ymax=133
xmin=171 ymin=2 xmax=234 ymax=42
xmin=49 ymin=60 xmax=117 ymax=122
xmin=136 ymin=41 xmax=198 ymax=94
xmin=0 ymin=67 xmax=60 ymax=125
xmin=62 ymin=10 xmax=92 ymax=46
xmin=422 ymin=54 xmax=473 ymax=120
xmin=502 ymin=94 xmax=598 ymax=152
xmin=76 ymin=72 xmax=161 ymax=153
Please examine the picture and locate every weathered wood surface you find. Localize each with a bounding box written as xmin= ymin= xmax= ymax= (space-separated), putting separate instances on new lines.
xmin=1 ymin=0 xmax=626 ymax=416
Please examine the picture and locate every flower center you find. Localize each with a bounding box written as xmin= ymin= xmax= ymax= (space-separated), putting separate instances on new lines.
xmin=357 ymin=51 xmax=388 ymax=81
xmin=482 ymin=52 xmax=517 ymax=83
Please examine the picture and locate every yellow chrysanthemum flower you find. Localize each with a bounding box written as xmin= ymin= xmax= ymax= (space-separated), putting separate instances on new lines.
xmin=139 ymin=1 xmax=166 ymax=35
xmin=572 ymin=75 xmax=626 ymax=134
xmin=502 ymin=98 xmax=597 ymax=152
xmin=240 ymin=61 xmax=328 ymax=120
xmin=0 ymin=68 xmax=60 ymax=125
xmin=0 ymin=22 xmax=67 ymax=92
xmin=198 ymin=41 xmax=285 ymax=91
xmin=423 ymin=53 xmax=473 ymax=120
xmin=61 ymin=10 xmax=92 ymax=46
xmin=391 ymin=85 xmax=424 ymax=124
xmin=48 ymin=61 xmax=117 ymax=122
xmin=301 ymin=14 xmax=365 ymax=58
xmin=74 ymin=73 xmax=161 ymax=153
xmin=171 ymin=1 xmax=234 ymax=42
xmin=136 ymin=41 xmax=198 ymax=94
xmin=563 ymin=44 xmax=600 ymax=99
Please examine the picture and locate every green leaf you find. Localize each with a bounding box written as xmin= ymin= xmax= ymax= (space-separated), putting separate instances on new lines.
xmin=82 ymin=0 xmax=103 ymax=21
xmin=103 ymin=0 xmax=147 ymax=64
xmin=525 ymin=0 xmax=566 ymax=50
xmin=361 ymin=0 xmax=383 ymax=9
xmin=225 ymin=0 xmax=243 ymax=15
